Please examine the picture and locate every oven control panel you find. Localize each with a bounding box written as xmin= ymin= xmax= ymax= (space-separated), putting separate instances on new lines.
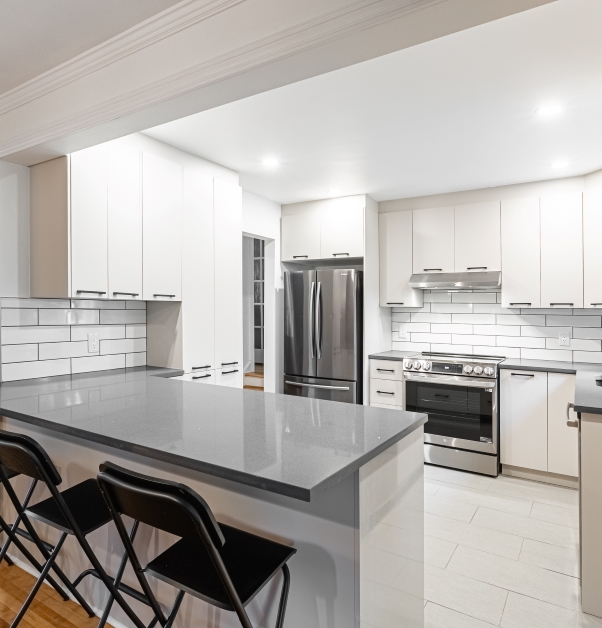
xmin=403 ymin=357 xmax=497 ymax=378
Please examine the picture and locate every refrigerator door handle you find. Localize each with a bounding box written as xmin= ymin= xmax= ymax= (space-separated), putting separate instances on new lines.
xmin=285 ymin=381 xmax=350 ymax=391
xmin=316 ymin=282 xmax=322 ymax=359
xmin=309 ymin=281 xmax=315 ymax=359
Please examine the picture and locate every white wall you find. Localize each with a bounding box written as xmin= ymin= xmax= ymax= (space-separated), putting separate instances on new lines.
xmin=242 ymin=191 xmax=282 ymax=393
xmin=0 ymin=160 xmax=29 ymax=297
xmin=242 ymin=236 xmax=255 ymax=373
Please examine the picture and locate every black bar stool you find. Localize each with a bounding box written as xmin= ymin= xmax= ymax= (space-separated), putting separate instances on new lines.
xmin=97 ymin=461 xmax=297 ymax=628
xmin=0 ymin=429 xmax=147 ymax=628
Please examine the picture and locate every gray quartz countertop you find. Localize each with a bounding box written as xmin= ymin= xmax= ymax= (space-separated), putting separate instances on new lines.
xmin=0 ymin=367 xmax=426 ymax=502
xmin=368 ymin=351 xmax=417 ymax=361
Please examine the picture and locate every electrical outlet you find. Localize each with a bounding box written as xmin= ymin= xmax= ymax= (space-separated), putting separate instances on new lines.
xmin=559 ymin=332 xmax=570 ymax=347
xmin=88 ymin=333 xmax=99 ymax=353
xmin=399 ymin=325 xmax=409 ymax=341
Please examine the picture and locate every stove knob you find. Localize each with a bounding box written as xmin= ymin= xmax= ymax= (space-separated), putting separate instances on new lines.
xmin=484 ymin=366 xmax=494 ymax=376
xmin=404 ymin=361 xmax=413 ymax=369
xmin=421 ymin=361 xmax=431 ymax=371
xmin=463 ymin=365 xmax=473 ymax=374
xmin=413 ymin=360 xmax=422 ymax=370
xmin=473 ymin=366 xmax=483 ymax=375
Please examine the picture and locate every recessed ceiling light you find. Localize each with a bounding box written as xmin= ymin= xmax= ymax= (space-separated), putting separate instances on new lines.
xmin=536 ymin=104 xmax=563 ymax=117
xmin=262 ymin=156 xmax=279 ymax=169
xmin=551 ymin=160 xmax=569 ymax=169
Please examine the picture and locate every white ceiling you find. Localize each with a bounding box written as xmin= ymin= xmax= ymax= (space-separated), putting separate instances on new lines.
xmin=0 ymin=0 xmax=183 ymax=95
xmin=144 ymin=0 xmax=602 ymax=205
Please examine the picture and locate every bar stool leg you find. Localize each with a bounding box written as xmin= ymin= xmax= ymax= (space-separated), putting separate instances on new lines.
xmin=0 ymin=479 xmax=38 ymax=565
xmin=275 ymin=564 xmax=291 ymax=628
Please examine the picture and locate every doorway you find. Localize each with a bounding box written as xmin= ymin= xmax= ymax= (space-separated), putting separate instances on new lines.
xmin=243 ymin=236 xmax=265 ymax=390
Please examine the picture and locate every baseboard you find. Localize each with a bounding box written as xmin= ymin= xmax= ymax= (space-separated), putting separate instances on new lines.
xmin=501 ymin=465 xmax=578 ymax=489
xmin=6 ymin=553 xmax=130 ymax=628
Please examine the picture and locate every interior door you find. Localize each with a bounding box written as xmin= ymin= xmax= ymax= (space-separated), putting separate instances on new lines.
xmin=316 ymin=269 xmax=359 ymax=381
xmin=284 ymin=270 xmax=317 ymax=377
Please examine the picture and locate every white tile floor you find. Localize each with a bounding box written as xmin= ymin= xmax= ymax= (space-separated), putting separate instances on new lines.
xmin=367 ymin=463 xmax=602 ymax=627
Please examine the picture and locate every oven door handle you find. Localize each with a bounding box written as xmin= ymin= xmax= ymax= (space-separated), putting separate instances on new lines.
xmin=403 ymin=373 xmax=496 ymax=389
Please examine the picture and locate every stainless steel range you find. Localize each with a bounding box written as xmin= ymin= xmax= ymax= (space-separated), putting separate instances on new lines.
xmin=402 ymin=352 xmax=505 ymax=477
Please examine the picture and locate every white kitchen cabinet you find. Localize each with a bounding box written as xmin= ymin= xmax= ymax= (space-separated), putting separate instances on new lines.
xmin=108 ymin=143 xmax=142 ymax=300
xmin=142 ymin=152 xmax=183 ymax=301
xmin=412 ymin=206 xmax=455 ymax=274
xmin=182 ymin=174 xmax=214 ymax=373
xmin=370 ymin=378 xmax=403 ymax=407
xmin=501 ymin=197 xmax=541 ymax=308
xmin=215 ymin=366 xmax=244 ymax=388
xmin=213 ymin=178 xmax=243 ymax=371
xmin=281 ymin=212 xmax=321 ymax=261
xmin=583 ymin=188 xmax=602 ymax=308
xmin=454 ymin=202 xmax=501 ymax=272
xmin=70 ymin=144 xmax=108 ymax=299
xmin=547 ymin=373 xmax=578 ymax=477
xmin=540 ymin=192 xmax=583 ymax=308
xmin=500 ymin=369 xmax=548 ymax=471
xmin=379 ymin=211 xmax=423 ymax=307
xmin=320 ymin=203 xmax=364 ymax=258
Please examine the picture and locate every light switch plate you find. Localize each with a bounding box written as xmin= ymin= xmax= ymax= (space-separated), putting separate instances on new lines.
xmin=88 ymin=333 xmax=99 ymax=353
xmin=399 ymin=325 xmax=409 ymax=341
xmin=559 ymin=332 xmax=570 ymax=347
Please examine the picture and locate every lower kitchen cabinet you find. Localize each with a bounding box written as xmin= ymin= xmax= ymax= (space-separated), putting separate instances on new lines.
xmin=173 ymin=366 xmax=243 ymax=388
xmin=501 ymin=369 xmax=578 ymax=478
xmin=500 ymin=369 xmax=548 ymax=472
xmin=369 ymin=359 xmax=404 ymax=408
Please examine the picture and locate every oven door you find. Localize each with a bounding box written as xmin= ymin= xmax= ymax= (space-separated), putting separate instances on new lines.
xmin=403 ymin=372 xmax=497 ymax=454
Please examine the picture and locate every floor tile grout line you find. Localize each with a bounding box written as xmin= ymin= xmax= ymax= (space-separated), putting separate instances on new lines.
xmin=497 ymin=587 xmax=511 ymax=627
xmin=426 ymin=601 xmax=501 ymax=627
xmin=442 ymin=541 xmax=459 ymax=569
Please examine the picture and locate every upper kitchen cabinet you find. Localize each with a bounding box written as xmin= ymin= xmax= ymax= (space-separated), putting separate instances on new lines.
xmin=454 ymin=202 xmax=500 ymax=272
xmin=379 ymin=211 xmax=422 ymax=307
xmin=108 ymin=143 xmax=142 ymax=300
xmin=501 ymin=197 xmax=540 ymax=308
xmin=142 ymin=152 xmax=183 ymax=301
xmin=280 ymin=195 xmax=366 ymax=261
xmin=412 ymin=206 xmax=455 ymax=273
xmin=281 ymin=211 xmax=320 ymax=261
xmin=70 ymin=145 xmax=109 ymax=299
xmin=583 ymin=188 xmax=602 ymax=308
xmin=540 ymin=192 xmax=583 ymax=308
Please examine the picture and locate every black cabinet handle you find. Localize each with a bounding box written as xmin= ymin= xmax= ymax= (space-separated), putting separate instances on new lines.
xmin=113 ymin=292 xmax=139 ymax=297
xmin=221 ymin=362 xmax=238 ymax=366
xmin=511 ymin=373 xmax=535 ymax=378
xmin=222 ymin=369 xmax=239 ymax=375
xmin=423 ymin=268 xmax=442 ymax=272
xmin=510 ymin=303 xmax=531 ymax=306
xmin=387 ymin=302 xmax=404 ymax=305
xmin=549 ymin=303 xmax=573 ymax=306
xmin=154 ymin=294 xmax=176 ymax=298
xmin=376 ymin=368 xmax=394 ymax=373
xmin=192 ymin=365 xmax=211 ymax=370
xmin=292 ymin=255 xmax=308 ymax=259
xmin=332 ymin=253 xmax=349 ymax=256
xmin=377 ymin=391 xmax=395 ymax=395
xmin=467 ymin=267 xmax=487 ymax=270
xmin=77 ymin=290 xmax=106 ymax=295
xmin=434 ymin=394 xmax=450 ymax=398
xmin=193 ymin=374 xmax=211 ymax=380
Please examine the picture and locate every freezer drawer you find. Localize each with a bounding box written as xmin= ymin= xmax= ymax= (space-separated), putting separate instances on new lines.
xmin=283 ymin=375 xmax=358 ymax=404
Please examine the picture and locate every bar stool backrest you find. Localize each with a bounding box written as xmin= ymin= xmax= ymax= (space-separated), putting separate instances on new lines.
xmin=0 ymin=430 xmax=62 ymax=486
xmin=97 ymin=462 xmax=225 ymax=548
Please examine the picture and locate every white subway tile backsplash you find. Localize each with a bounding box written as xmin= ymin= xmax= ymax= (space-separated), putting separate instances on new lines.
xmin=71 ymin=299 xmax=125 ymax=310
xmin=496 ymin=314 xmax=546 ymax=326
xmin=452 ymin=335 xmax=496 ymax=346
xmin=0 ymin=298 xmax=147 ymax=382
xmin=573 ymin=352 xmax=602 ymax=364
xmin=573 ymin=309 xmax=602 ymax=316
xmin=546 ymin=315 xmax=602 ymax=328
xmin=496 ymin=336 xmax=545 ymax=349
xmin=473 ymin=304 xmax=519 ymax=314
xmin=392 ymin=313 xmax=411 ymax=323
xmin=126 ymin=352 xmax=147 ymax=367
xmin=431 ymin=324 xmax=473 ymax=335
xmin=411 ymin=313 xmax=451 ymax=323
xmin=2 ymin=359 xmax=71 ymax=382
xmin=2 ymin=344 xmax=38 ymax=364
xmin=473 ymin=325 xmax=520 ymax=337
xmin=72 ymin=354 xmax=126 ymax=374
xmin=520 ymin=326 xmax=572 ymax=338
xmin=391 ymin=341 xmax=430 ymax=352
xmin=431 ymin=343 xmax=473 ymax=354
xmin=100 ymin=310 xmax=146 ymax=325
xmin=573 ymin=328 xmax=602 ymax=340
xmin=393 ymin=322 xmax=430 ymax=333
xmin=126 ymin=324 xmax=147 ymax=339
xmin=546 ymin=338 xmax=601 ymax=351
xmin=452 ymin=292 xmax=497 ymax=304
xmin=1 ymin=309 xmax=39 ymax=327
xmin=2 ymin=326 xmax=70 ymax=345
xmin=520 ymin=348 xmax=573 ymax=362
xmin=423 ymin=292 xmax=452 ymax=303
xmin=452 ymin=313 xmax=496 ymax=324
xmin=100 ymin=338 xmax=146 ymax=355
xmin=411 ymin=333 xmax=451 ymax=344
xmin=431 ymin=303 xmax=473 ymax=314
xmin=39 ymin=309 xmax=99 ymax=326
xmin=521 ymin=308 xmax=572 ymax=315
xmin=474 ymin=346 xmax=520 ymax=359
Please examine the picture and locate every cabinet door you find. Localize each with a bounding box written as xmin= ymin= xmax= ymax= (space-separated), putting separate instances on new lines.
xmin=540 ymin=192 xmax=583 ymax=308
xmin=108 ymin=143 xmax=142 ymax=300
xmin=215 ymin=366 xmax=244 ymax=388
xmin=379 ymin=212 xmax=423 ymax=307
xmin=182 ymin=174 xmax=214 ymax=373
xmin=547 ymin=373 xmax=578 ymax=477
xmin=70 ymin=145 xmax=108 ymax=298
xmin=281 ymin=212 xmax=320 ymax=261
xmin=501 ymin=197 xmax=541 ymax=308
xmin=320 ymin=204 xmax=364 ymax=259
xmin=500 ymin=369 xmax=547 ymax=471
xmin=412 ymin=207 xmax=454 ymax=273
xmin=142 ymin=152 xmax=183 ymax=301
xmin=214 ymin=179 xmax=243 ymax=376
xmin=455 ymin=202 xmax=501 ymax=272
xmin=584 ymin=189 xmax=602 ymax=308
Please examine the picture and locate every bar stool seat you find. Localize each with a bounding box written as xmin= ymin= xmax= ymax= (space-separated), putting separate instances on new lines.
xmin=146 ymin=524 xmax=296 ymax=611
xmin=25 ymin=479 xmax=111 ymax=535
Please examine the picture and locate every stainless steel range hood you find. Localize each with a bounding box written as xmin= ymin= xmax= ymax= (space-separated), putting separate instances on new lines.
xmin=409 ymin=271 xmax=501 ymax=291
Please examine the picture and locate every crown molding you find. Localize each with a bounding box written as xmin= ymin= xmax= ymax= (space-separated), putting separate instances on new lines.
xmin=0 ymin=0 xmax=444 ymax=157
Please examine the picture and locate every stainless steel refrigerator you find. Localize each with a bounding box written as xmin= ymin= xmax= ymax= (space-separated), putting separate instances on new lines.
xmin=284 ymin=269 xmax=363 ymax=404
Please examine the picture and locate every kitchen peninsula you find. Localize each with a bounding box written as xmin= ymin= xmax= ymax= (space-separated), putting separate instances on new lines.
xmin=0 ymin=367 xmax=426 ymax=628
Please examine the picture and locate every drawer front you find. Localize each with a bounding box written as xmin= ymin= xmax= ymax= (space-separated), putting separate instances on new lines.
xmin=215 ymin=366 xmax=243 ymax=389
xmin=369 ymin=359 xmax=404 ymax=381
xmin=370 ymin=402 xmax=402 ymax=411
xmin=370 ymin=378 xmax=403 ymax=406
xmin=177 ymin=371 xmax=215 ymax=384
